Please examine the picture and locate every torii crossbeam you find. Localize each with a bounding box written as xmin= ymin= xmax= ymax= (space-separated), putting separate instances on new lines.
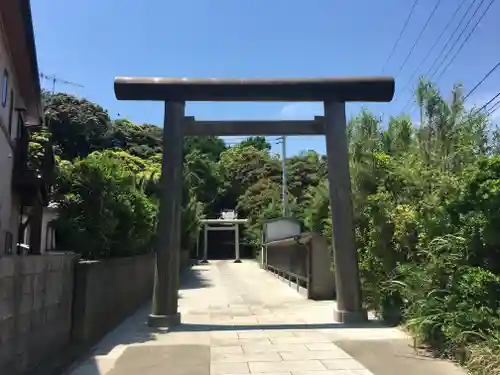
xmin=114 ymin=76 xmax=395 ymax=327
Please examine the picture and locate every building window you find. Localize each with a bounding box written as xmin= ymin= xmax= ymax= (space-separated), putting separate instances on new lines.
xmin=5 ymin=231 xmax=13 ymax=255
xmin=8 ymin=90 xmax=14 ymax=135
xmin=45 ymin=221 xmax=57 ymax=251
xmin=1 ymin=70 xmax=8 ymax=107
xmin=17 ymin=112 xmax=23 ymax=141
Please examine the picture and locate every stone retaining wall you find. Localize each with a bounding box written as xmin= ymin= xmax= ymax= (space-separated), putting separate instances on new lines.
xmin=1 ymin=251 xmax=193 ymax=374
xmin=0 ymin=254 xmax=79 ymax=374
xmin=71 ymin=254 xmax=155 ymax=347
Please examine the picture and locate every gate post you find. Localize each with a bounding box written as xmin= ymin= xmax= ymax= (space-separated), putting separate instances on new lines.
xmin=202 ymin=224 xmax=209 ymax=263
xmin=234 ymin=224 xmax=241 ymax=263
xmin=324 ymin=101 xmax=367 ymax=323
xmin=148 ymin=101 xmax=185 ymax=327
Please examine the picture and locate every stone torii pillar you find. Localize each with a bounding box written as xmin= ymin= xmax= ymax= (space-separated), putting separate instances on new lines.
xmin=148 ymin=101 xmax=184 ymax=327
xmin=324 ymin=101 xmax=364 ymax=322
xmin=113 ymin=76 xmax=395 ymax=326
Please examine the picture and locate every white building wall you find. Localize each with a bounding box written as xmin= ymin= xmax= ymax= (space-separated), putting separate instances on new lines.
xmin=0 ymin=131 xmax=14 ymax=253
xmin=21 ymin=208 xmax=58 ymax=253
xmin=0 ymin=18 xmax=26 ymax=255
xmin=40 ymin=209 xmax=58 ymax=252
xmin=0 ymin=19 xmax=23 ymax=143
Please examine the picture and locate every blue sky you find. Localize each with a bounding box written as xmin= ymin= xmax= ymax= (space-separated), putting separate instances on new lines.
xmin=32 ymin=0 xmax=500 ymax=156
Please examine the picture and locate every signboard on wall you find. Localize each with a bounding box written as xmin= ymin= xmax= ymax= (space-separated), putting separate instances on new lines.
xmin=263 ymin=217 xmax=301 ymax=243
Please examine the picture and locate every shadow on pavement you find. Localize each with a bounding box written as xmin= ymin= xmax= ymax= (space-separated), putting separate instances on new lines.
xmin=179 ymin=266 xmax=213 ymax=290
xmin=170 ymin=320 xmax=392 ymax=332
xmin=106 ymin=345 xmax=209 ymax=375
xmin=63 ymin=357 xmax=110 ymax=375
xmin=66 ymin=344 xmax=211 ymax=375
xmin=89 ymin=304 xmax=164 ymax=356
xmin=336 ymin=339 xmax=466 ymax=375
xmin=76 ymin=265 xmax=212 ymax=362
xmin=61 ymin=303 xmax=168 ymax=375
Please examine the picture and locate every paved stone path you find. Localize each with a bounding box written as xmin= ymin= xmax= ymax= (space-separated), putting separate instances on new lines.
xmin=66 ymin=260 xmax=465 ymax=375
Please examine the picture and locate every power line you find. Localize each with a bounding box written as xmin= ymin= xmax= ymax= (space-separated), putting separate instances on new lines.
xmin=398 ymin=0 xmax=467 ymax=98
xmin=429 ymin=0 xmax=487 ymax=79
xmin=488 ymin=99 xmax=500 ymax=116
xmin=403 ymin=78 xmax=500 ymax=119
xmin=450 ymin=93 xmax=500 ymax=134
xmin=464 ymin=59 xmax=500 ymax=101
xmin=381 ymin=0 xmax=420 ymax=73
xmin=403 ymin=0 xmax=496 ymax=114
xmin=400 ymin=0 xmax=482 ymax=113
xmin=397 ymin=0 xmax=443 ymax=75
xmin=435 ymin=0 xmax=497 ymax=82
xmin=422 ymin=0 xmax=481 ymax=81
xmin=474 ymin=91 xmax=500 ymax=115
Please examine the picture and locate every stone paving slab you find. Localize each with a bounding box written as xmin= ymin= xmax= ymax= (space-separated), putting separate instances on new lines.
xmin=248 ymin=359 xmax=327 ymax=373
xmin=242 ymin=343 xmax=309 ymax=353
xmin=280 ymin=350 xmax=351 ymax=360
xmin=65 ymin=260 xmax=466 ymax=375
xmin=293 ymin=371 xmax=372 ymax=375
xmin=335 ymin=339 xmax=466 ymax=375
xmin=211 ymin=351 xmax=282 ymax=363
xmin=107 ymin=345 xmax=209 ymax=375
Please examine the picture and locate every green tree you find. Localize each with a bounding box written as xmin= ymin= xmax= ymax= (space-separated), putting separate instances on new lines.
xmin=184 ymin=136 xmax=226 ymax=161
xmin=54 ymin=151 xmax=158 ymax=259
xmin=43 ymin=92 xmax=111 ymax=160
xmin=286 ymin=150 xmax=327 ymax=219
xmin=239 ymin=136 xmax=271 ymax=152
xmin=217 ymin=145 xmax=280 ymax=211
xmin=103 ymin=119 xmax=163 ymax=159
xmin=184 ymin=149 xmax=220 ymax=215
xmin=237 ymin=178 xmax=285 ymax=249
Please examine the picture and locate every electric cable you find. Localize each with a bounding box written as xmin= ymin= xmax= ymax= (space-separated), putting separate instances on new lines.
xmin=435 ymin=0 xmax=497 ymax=82
xmin=381 ymin=0 xmax=420 ymax=73
xmin=398 ymin=0 xmax=467 ymax=97
xmin=429 ymin=0 xmax=487 ymax=79
xmin=396 ymin=0 xmax=443 ymax=75
xmin=464 ymin=59 xmax=500 ymax=101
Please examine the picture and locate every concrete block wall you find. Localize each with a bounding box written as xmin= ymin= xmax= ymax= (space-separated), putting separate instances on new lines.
xmin=0 ymin=254 xmax=79 ymax=375
xmin=266 ymin=238 xmax=309 ymax=280
xmin=71 ymin=254 xmax=155 ymax=347
xmin=265 ymin=233 xmax=335 ymax=300
xmin=0 ymin=252 xmax=191 ymax=374
xmin=308 ymin=233 xmax=336 ymax=300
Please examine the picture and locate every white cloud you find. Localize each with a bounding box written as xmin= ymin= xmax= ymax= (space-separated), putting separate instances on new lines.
xmin=279 ymin=103 xmax=323 ymax=120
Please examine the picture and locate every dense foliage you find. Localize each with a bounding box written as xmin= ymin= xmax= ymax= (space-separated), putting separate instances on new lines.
xmin=54 ymin=152 xmax=158 ymax=259
xmin=341 ymin=79 xmax=499 ymax=373
xmin=41 ymin=79 xmax=500 ymax=372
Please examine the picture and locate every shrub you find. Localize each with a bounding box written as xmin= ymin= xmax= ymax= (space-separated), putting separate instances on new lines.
xmin=54 ymin=152 xmax=158 ymax=259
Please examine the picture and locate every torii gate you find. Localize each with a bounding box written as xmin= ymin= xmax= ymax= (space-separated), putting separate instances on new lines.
xmin=199 ymin=218 xmax=248 ymax=263
xmin=197 ymin=208 xmax=248 ymax=263
xmin=114 ymin=76 xmax=395 ymax=327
